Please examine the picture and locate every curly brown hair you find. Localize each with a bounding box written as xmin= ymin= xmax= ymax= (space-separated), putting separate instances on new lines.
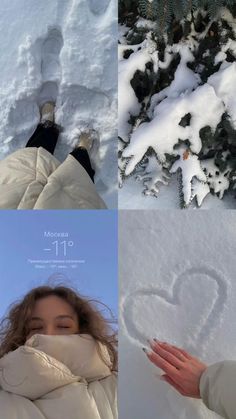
xmin=0 ymin=285 xmax=117 ymax=371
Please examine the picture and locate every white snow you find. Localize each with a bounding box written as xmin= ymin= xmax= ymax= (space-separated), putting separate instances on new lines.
xmin=136 ymin=155 xmax=170 ymax=197
xmin=170 ymin=148 xmax=209 ymax=207
xmin=119 ymin=11 xmax=236 ymax=208
xmin=208 ymin=62 xmax=236 ymax=129
xmin=118 ymin=36 xmax=158 ymax=142
xmin=119 ymin=211 xmax=236 ymax=419
xmin=119 ymin=175 xmax=236 ymax=209
xmin=201 ymin=158 xmax=230 ymax=199
xmin=118 ymin=47 xmax=147 ymax=141
xmin=136 ymin=18 xmax=157 ymax=30
xmin=152 ymin=44 xmax=200 ymax=105
xmin=123 ymin=84 xmax=224 ymax=174
xmin=166 ymin=45 xmax=200 ymax=96
xmin=0 ymin=0 xmax=117 ymax=208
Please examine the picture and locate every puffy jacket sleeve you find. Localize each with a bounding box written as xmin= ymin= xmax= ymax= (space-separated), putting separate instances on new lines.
xmin=200 ymin=361 xmax=236 ymax=419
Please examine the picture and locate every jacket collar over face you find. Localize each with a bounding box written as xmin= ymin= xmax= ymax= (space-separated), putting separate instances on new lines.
xmin=0 ymin=334 xmax=112 ymax=400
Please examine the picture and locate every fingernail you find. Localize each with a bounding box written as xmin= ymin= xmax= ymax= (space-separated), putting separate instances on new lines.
xmin=142 ymin=347 xmax=151 ymax=356
xmin=148 ymin=339 xmax=156 ymax=348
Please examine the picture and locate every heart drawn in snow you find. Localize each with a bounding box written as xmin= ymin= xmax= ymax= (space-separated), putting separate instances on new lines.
xmin=121 ymin=266 xmax=228 ymax=352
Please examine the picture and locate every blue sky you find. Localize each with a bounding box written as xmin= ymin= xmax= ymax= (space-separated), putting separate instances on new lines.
xmin=0 ymin=210 xmax=117 ymax=321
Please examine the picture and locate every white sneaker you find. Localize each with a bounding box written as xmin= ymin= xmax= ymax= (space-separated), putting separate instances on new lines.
xmin=41 ymin=102 xmax=55 ymax=123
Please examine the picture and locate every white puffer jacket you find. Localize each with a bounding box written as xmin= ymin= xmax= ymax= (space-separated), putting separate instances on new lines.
xmin=200 ymin=361 xmax=236 ymax=419
xmin=0 ymin=334 xmax=117 ymax=419
xmin=0 ymin=147 xmax=107 ymax=209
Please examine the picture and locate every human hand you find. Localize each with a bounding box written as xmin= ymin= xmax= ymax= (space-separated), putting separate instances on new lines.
xmin=143 ymin=340 xmax=207 ymax=398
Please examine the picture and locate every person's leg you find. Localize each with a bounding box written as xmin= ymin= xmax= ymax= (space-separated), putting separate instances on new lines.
xmin=26 ymin=121 xmax=60 ymax=155
xmin=70 ymin=147 xmax=95 ymax=182
xmin=26 ymin=102 xmax=60 ymax=155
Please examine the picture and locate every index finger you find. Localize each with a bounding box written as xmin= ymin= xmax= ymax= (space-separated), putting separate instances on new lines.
xmin=154 ymin=342 xmax=191 ymax=360
xmin=144 ymin=349 xmax=180 ymax=377
xmin=149 ymin=341 xmax=185 ymax=368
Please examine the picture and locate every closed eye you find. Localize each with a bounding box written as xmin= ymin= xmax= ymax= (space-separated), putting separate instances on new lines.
xmin=30 ymin=327 xmax=43 ymax=331
xmin=57 ymin=326 xmax=70 ymax=328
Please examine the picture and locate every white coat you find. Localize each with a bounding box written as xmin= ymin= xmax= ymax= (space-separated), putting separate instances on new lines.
xmin=0 ymin=147 xmax=107 ymax=209
xmin=0 ymin=334 xmax=117 ymax=419
xmin=200 ymin=361 xmax=236 ymax=419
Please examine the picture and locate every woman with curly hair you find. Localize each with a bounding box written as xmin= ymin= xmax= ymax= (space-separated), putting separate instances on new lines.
xmin=0 ymin=285 xmax=117 ymax=419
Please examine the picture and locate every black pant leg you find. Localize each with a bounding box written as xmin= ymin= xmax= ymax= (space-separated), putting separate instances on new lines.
xmin=70 ymin=147 xmax=95 ymax=183
xmin=26 ymin=123 xmax=60 ymax=155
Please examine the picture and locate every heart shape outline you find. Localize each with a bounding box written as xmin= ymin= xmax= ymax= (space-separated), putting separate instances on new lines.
xmin=120 ymin=266 xmax=228 ymax=352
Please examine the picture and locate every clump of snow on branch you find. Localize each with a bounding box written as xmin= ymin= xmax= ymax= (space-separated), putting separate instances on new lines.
xmin=119 ymin=7 xmax=236 ymax=207
xmin=123 ymin=84 xmax=224 ymax=174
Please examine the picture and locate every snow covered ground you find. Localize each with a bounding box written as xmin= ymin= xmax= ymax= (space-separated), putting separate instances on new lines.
xmin=119 ymin=210 xmax=236 ymax=419
xmin=119 ymin=10 xmax=236 ymax=209
xmin=0 ymin=0 xmax=117 ymax=208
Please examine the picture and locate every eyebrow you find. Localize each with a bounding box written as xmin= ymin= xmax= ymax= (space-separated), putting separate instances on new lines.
xmin=30 ymin=315 xmax=75 ymax=321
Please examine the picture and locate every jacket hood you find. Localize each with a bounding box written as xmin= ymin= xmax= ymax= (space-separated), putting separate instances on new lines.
xmin=0 ymin=334 xmax=112 ymax=400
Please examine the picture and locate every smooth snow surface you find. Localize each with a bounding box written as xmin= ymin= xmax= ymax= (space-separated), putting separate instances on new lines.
xmin=119 ymin=211 xmax=236 ymax=419
xmin=0 ymin=0 xmax=117 ymax=208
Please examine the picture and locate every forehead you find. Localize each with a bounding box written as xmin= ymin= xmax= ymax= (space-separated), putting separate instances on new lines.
xmin=31 ymin=295 xmax=76 ymax=318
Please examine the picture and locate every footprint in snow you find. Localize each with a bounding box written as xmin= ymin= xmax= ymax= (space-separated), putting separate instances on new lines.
xmin=87 ymin=0 xmax=111 ymax=16
xmin=41 ymin=28 xmax=63 ymax=83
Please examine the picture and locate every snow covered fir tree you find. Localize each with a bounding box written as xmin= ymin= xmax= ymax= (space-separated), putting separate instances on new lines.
xmin=119 ymin=0 xmax=236 ymax=208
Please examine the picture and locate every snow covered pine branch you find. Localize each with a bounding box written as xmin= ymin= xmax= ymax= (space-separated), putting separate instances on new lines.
xmin=119 ymin=1 xmax=236 ymax=208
